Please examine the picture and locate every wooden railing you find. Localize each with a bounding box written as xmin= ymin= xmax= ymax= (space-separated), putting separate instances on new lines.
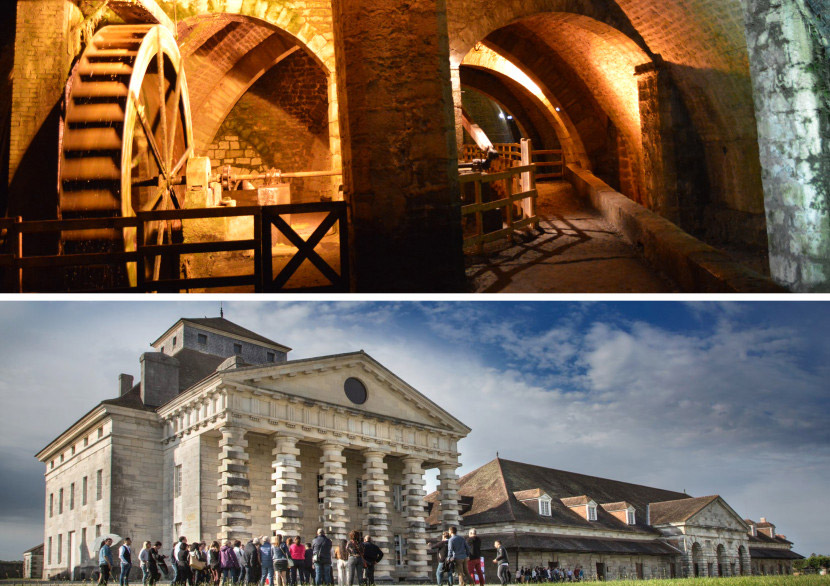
xmin=533 ymin=148 xmax=564 ymax=179
xmin=461 ymin=143 xmax=564 ymax=180
xmin=0 ymin=202 xmax=349 ymax=293
xmin=459 ymin=163 xmax=539 ymax=253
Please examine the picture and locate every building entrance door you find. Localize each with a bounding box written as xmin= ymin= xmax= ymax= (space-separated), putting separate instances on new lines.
xmin=595 ymin=562 xmax=605 ymax=581
xmin=68 ymin=531 xmax=76 ymax=579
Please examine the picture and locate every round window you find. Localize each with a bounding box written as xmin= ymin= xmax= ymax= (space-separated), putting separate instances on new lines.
xmin=344 ymin=377 xmax=367 ymax=404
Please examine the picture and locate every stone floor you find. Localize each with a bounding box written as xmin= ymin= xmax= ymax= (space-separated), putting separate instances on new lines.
xmin=465 ymin=181 xmax=680 ymax=293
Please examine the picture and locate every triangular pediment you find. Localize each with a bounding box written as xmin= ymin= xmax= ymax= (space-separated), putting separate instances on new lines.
xmin=221 ymin=351 xmax=470 ymax=436
xmin=687 ymin=497 xmax=749 ymax=531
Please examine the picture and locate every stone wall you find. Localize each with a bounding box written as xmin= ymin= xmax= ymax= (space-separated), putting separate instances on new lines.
xmin=42 ymin=419 xmax=113 ymax=579
xmin=207 ymin=49 xmax=334 ymax=204
xmin=513 ymin=549 xmax=673 ymax=581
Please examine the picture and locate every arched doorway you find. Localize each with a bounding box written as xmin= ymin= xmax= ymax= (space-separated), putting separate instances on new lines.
xmin=716 ymin=544 xmax=727 ymax=576
xmin=691 ymin=542 xmax=703 ymax=577
xmin=738 ymin=545 xmax=747 ymax=575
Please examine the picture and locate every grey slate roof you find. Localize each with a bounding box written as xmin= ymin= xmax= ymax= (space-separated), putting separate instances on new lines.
xmin=181 ymin=317 xmax=290 ymax=350
xmin=648 ymin=495 xmax=720 ymax=525
xmin=461 ymin=532 xmax=681 ymax=557
xmin=748 ymin=547 xmax=804 ymax=560
xmin=101 ymin=386 xmax=155 ymax=412
xmin=426 ymin=458 xmax=689 ymax=536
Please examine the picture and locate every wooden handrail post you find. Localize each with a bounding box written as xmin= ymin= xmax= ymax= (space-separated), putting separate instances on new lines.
xmin=253 ymin=210 xmax=263 ymax=292
xmin=15 ymin=216 xmax=23 ymax=293
xmin=474 ymin=179 xmax=483 ymax=255
xmin=505 ymin=174 xmax=513 ymax=243
xmin=136 ymin=219 xmax=145 ymax=292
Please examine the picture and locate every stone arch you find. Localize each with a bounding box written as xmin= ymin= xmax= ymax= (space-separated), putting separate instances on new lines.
xmin=460 ymin=45 xmax=591 ymax=168
xmin=716 ymin=544 xmax=727 ymax=576
xmin=691 ymin=542 xmax=703 ymax=577
xmin=446 ymin=0 xmax=768 ymax=254
xmin=738 ymin=544 xmax=749 ymax=575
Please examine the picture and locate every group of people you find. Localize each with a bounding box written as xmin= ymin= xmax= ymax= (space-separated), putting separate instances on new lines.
xmin=95 ymin=530 xmax=384 ymax=586
xmin=432 ymin=527 xmax=511 ymax=586
xmin=516 ymin=566 xmax=584 ymax=583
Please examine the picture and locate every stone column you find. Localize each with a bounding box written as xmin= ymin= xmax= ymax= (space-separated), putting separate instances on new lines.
xmin=437 ymin=461 xmax=461 ymax=529
xmin=401 ymin=457 xmax=429 ymax=580
xmin=319 ymin=442 xmax=349 ymax=542
xmin=218 ymin=426 xmax=252 ymax=541
xmin=742 ymin=0 xmax=830 ymax=292
xmin=330 ymin=0 xmax=464 ymax=292
xmin=634 ymin=59 xmax=707 ymax=234
xmin=271 ymin=435 xmax=303 ymax=537
xmin=363 ymin=450 xmax=392 ymax=582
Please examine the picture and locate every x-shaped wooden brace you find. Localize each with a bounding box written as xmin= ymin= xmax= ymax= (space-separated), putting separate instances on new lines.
xmin=266 ymin=210 xmax=341 ymax=290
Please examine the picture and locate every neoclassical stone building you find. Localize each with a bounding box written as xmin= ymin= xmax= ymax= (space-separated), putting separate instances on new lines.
xmin=37 ymin=317 xmax=469 ymax=581
xmin=425 ymin=458 xmax=802 ymax=580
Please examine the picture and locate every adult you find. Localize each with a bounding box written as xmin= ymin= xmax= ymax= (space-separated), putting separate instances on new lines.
xmin=311 ymin=529 xmax=333 ymax=586
xmin=260 ymin=537 xmax=275 ymax=586
xmin=139 ymin=541 xmax=153 ymax=586
xmin=289 ymin=536 xmax=306 ymax=586
xmin=176 ymin=539 xmax=191 ymax=586
xmin=493 ymin=540 xmax=509 ymax=586
xmin=360 ymin=535 xmax=382 ymax=586
xmin=220 ymin=540 xmax=239 ymax=586
xmin=274 ymin=534 xmax=290 ymax=586
xmin=189 ymin=542 xmax=205 ymax=585
xmin=233 ymin=541 xmax=245 ymax=585
xmin=119 ymin=538 xmax=133 ymax=586
xmin=446 ymin=527 xmax=472 ymax=586
xmin=466 ymin=530 xmax=483 ymax=586
xmin=173 ymin=537 xmax=188 ymax=585
xmin=304 ymin=543 xmax=314 ymax=586
xmin=98 ymin=538 xmax=114 ymax=586
xmin=432 ymin=531 xmax=453 ymax=586
xmin=242 ymin=538 xmax=261 ymax=585
xmin=344 ymin=531 xmax=363 ymax=586
xmin=208 ymin=542 xmax=221 ymax=586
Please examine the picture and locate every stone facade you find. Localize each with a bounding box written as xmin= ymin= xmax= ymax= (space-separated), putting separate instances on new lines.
xmin=36 ymin=317 xmax=470 ymax=581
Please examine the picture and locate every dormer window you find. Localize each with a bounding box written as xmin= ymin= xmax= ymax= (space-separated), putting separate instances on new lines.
xmin=627 ymin=509 xmax=636 ymax=525
xmin=172 ymin=336 xmax=177 ymax=347
xmin=587 ymin=504 xmax=597 ymax=521
xmin=539 ymin=495 xmax=552 ymax=516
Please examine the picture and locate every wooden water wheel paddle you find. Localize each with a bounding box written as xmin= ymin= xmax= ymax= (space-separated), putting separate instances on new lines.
xmin=59 ymin=24 xmax=193 ymax=287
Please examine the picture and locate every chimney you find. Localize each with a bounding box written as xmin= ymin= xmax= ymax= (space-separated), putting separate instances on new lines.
xmin=140 ymin=352 xmax=180 ymax=407
xmin=760 ymin=517 xmax=767 ymax=523
xmin=119 ymin=374 xmax=134 ymax=396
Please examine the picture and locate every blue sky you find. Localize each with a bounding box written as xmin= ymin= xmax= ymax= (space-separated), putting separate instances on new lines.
xmin=0 ymin=301 xmax=828 ymax=560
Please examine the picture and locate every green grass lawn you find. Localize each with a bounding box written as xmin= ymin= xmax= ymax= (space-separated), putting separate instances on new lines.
xmin=542 ymin=577 xmax=829 ymax=585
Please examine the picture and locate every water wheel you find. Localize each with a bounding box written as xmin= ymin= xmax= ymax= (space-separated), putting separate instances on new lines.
xmin=59 ymin=24 xmax=193 ymax=288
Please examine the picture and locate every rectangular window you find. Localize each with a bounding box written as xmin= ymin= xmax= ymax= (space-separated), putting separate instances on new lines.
xmin=71 ymin=446 xmax=76 ymax=455
xmin=317 ymin=474 xmax=324 ymax=504
xmin=49 ymin=493 xmax=53 ymax=518
xmin=587 ymin=506 xmax=597 ymax=521
xmin=57 ymin=534 xmax=62 ymax=564
xmin=98 ymin=427 xmax=103 ymax=439
xmin=82 ymin=477 xmax=88 ymax=506
xmin=198 ymin=333 xmax=208 ymax=345
xmin=174 ymin=465 xmax=182 ymax=497
xmin=48 ymin=537 xmax=52 ymax=565
xmin=96 ymin=525 xmax=102 ymax=538
xmin=84 ymin=437 xmax=89 ymax=447
xmin=627 ymin=510 xmax=636 ymax=525
xmin=96 ymin=469 xmax=103 ymax=501
xmin=539 ymin=499 xmax=551 ymax=516
xmin=51 ymin=460 xmax=54 ymax=469
xmin=267 ymin=352 xmax=275 ymax=363
xmin=172 ymin=335 xmax=177 ymax=347
xmin=356 ymin=479 xmax=363 ymax=508
xmin=233 ymin=343 xmax=243 ymax=354
xmin=70 ymin=483 xmax=75 ymax=510
xmin=392 ymin=484 xmax=403 ymax=512
xmin=58 ymin=488 xmax=64 ymax=514
xmin=393 ymin=535 xmax=407 ymax=566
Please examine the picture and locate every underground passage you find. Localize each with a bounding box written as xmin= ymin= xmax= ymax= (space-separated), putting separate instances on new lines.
xmin=0 ymin=0 xmax=828 ymax=292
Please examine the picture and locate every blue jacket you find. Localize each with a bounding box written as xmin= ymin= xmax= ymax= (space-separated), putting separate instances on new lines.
xmin=260 ymin=543 xmax=274 ymax=566
xmin=446 ymin=535 xmax=470 ymax=561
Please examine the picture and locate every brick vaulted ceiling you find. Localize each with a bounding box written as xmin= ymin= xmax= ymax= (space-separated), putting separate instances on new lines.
xmin=446 ymin=0 xmax=766 ymax=215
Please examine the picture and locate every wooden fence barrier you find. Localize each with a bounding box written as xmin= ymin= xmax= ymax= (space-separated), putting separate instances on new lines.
xmin=0 ymin=202 xmax=349 ymax=293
